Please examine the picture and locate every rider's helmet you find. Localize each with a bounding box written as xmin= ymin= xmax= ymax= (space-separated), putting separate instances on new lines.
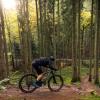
xmin=49 ymin=56 xmax=55 ymax=61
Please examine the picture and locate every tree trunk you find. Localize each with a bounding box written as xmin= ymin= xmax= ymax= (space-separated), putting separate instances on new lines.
xmin=39 ymin=0 xmax=43 ymax=56
xmin=77 ymin=0 xmax=81 ymax=81
xmin=94 ymin=0 xmax=100 ymax=84
xmin=35 ymin=0 xmax=40 ymax=57
xmin=71 ymin=0 xmax=78 ymax=82
xmin=89 ymin=0 xmax=94 ymax=82
xmin=0 ymin=0 xmax=7 ymax=79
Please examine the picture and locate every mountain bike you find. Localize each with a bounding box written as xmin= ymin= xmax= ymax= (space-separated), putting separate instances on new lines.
xmin=19 ymin=67 xmax=64 ymax=93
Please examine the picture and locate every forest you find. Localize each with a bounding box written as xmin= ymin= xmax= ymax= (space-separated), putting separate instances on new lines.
xmin=0 ymin=0 xmax=100 ymax=100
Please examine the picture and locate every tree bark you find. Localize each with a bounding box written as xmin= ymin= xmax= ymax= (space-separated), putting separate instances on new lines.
xmin=94 ymin=0 xmax=100 ymax=84
xmin=89 ymin=0 xmax=94 ymax=82
xmin=71 ymin=0 xmax=78 ymax=82
xmin=0 ymin=0 xmax=7 ymax=79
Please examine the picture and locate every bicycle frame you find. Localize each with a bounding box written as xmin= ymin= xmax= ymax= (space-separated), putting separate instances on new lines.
xmin=42 ymin=68 xmax=56 ymax=84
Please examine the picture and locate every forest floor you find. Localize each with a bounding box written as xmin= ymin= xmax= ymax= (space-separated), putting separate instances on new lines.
xmin=0 ymin=75 xmax=100 ymax=100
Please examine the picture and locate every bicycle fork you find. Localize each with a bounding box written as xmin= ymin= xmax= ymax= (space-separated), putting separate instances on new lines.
xmin=51 ymin=72 xmax=57 ymax=84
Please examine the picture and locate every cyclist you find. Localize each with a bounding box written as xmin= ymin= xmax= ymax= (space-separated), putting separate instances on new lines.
xmin=32 ymin=56 xmax=55 ymax=87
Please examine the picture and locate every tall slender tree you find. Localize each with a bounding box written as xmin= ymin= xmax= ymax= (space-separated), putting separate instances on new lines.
xmin=94 ymin=0 xmax=100 ymax=84
xmin=38 ymin=0 xmax=44 ymax=56
xmin=77 ymin=0 xmax=81 ymax=81
xmin=0 ymin=0 xmax=7 ymax=79
xmin=71 ymin=0 xmax=78 ymax=82
xmin=17 ymin=0 xmax=32 ymax=73
xmin=89 ymin=0 xmax=94 ymax=82
xmin=35 ymin=0 xmax=40 ymax=56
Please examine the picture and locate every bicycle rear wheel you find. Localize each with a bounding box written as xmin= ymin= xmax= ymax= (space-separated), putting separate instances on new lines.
xmin=48 ymin=75 xmax=64 ymax=92
xmin=19 ymin=74 xmax=37 ymax=93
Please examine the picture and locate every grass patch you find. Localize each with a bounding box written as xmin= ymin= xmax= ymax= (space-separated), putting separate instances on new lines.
xmin=59 ymin=67 xmax=72 ymax=85
xmin=81 ymin=66 xmax=89 ymax=76
xmin=81 ymin=95 xmax=100 ymax=100
xmin=9 ymin=71 xmax=23 ymax=85
xmin=57 ymin=66 xmax=89 ymax=85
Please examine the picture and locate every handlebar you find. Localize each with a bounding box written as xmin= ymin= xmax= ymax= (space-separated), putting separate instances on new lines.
xmin=48 ymin=67 xmax=58 ymax=71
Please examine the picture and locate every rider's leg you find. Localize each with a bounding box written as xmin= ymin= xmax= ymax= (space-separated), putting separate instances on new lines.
xmin=37 ymin=72 xmax=45 ymax=81
xmin=34 ymin=73 xmax=45 ymax=87
xmin=32 ymin=65 xmax=44 ymax=87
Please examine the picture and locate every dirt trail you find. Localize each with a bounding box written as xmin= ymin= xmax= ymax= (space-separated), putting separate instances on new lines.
xmin=0 ymin=76 xmax=100 ymax=100
xmin=0 ymin=86 xmax=81 ymax=100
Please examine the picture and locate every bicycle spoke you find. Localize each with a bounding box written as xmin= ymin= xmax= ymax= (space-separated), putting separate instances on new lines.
xmin=48 ymin=75 xmax=64 ymax=92
xmin=19 ymin=74 xmax=37 ymax=93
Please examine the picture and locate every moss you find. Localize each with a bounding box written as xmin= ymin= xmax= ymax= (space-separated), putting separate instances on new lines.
xmin=9 ymin=71 xmax=23 ymax=85
xmin=81 ymin=95 xmax=100 ymax=100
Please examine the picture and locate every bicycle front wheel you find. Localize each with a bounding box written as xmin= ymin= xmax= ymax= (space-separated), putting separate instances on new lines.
xmin=48 ymin=75 xmax=64 ymax=92
xmin=19 ymin=74 xmax=37 ymax=93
